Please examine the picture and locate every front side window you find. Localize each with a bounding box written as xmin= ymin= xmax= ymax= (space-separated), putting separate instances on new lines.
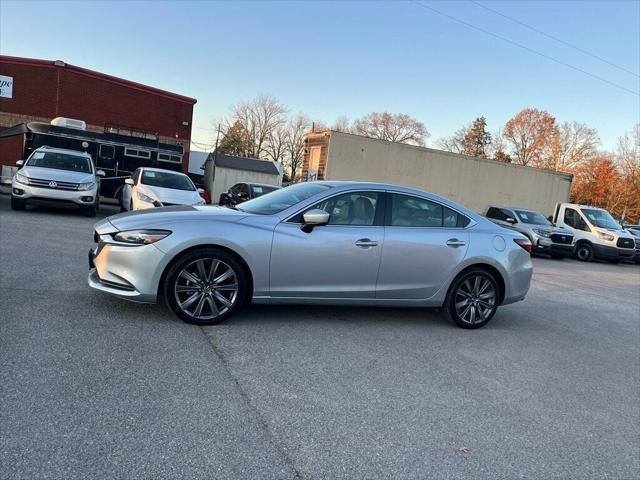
xmin=564 ymin=208 xmax=589 ymax=231
xmin=141 ymin=170 xmax=195 ymax=191
xmin=239 ymin=182 xmax=332 ymax=215
xmin=310 ymin=191 xmax=380 ymax=226
xmin=27 ymin=151 xmax=93 ymax=174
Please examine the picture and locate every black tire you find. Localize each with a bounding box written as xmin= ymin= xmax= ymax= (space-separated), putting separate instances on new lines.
xmin=445 ymin=268 xmax=499 ymax=329
xmin=119 ymin=191 xmax=126 ymax=212
xmin=10 ymin=197 xmax=25 ymax=210
xmin=129 ymin=199 xmax=133 ymax=211
xmin=575 ymin=242 xmax=594 ymax=262
xmin=164 ymin=248 xmax=248 ymax=325
xmin=83 ymin=204 xmax=97 ymax=217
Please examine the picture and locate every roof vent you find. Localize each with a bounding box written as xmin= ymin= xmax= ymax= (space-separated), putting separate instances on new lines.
xmin=50 ymin=117 xmax=86 ymax=130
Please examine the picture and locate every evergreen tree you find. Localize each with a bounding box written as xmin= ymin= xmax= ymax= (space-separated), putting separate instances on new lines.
xmin=463 ymin=117 xmax=492 ymax=158
xmin=216 ymin=121 xmax=252 ymax=157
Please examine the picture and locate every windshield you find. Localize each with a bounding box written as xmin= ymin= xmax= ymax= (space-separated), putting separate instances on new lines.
xmin=581 ymin=208 xmax=621 ymax=229
xmin=251 ymin=184 xmax=278 ymax=198
xmin=514 ymin=209 xmax=552 ymax=226
xmin=238 ymin=182 xmax=332 ymax=215
xmin=141 ymin=170 xmax=195 ymax=191
xmin=27 ymin=151 xmax=93 ymax=173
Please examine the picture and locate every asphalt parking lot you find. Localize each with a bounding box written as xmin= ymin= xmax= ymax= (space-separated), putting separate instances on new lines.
xmin=1 ymin=196 xmax=639 ymax=480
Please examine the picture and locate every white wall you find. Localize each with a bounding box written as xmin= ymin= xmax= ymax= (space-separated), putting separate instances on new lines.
xmin=211 ymin=167 xmax=280 ymax=203
xmin=325 ymin=132 xmax=573 ymax=216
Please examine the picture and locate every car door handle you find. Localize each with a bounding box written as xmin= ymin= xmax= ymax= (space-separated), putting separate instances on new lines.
xmin=446 ymin=238 xmax=466 ymax=248
xmin=355 ymin=238 xmax=379 ymax=248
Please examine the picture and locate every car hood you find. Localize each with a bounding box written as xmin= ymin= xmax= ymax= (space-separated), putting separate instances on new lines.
xmin=21 ymin=166 xmax=94 ymax=183
xmin=103 ymin=205 xmax=249 ymax=232
xmin=139 ymin=184 xmax=202 ymax=205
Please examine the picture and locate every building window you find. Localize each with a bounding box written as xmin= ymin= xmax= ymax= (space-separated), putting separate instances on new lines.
xmin=98 ymin=144 xmax=115 ymax=160
xmin=158 ymin=153 xmax=182 ymax=163
xmin=124 ymin=148 xmax=151 ymax=159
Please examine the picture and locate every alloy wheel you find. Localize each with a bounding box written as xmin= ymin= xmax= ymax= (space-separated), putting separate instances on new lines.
xmin=174 ymin=258 xmax=238 ymax=321
xmin=454 ymin=275 xmax=497 ymax=326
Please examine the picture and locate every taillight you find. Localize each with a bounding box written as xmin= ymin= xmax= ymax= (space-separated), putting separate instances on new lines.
xmin=514 ymin=238 xmax=532 ymax=253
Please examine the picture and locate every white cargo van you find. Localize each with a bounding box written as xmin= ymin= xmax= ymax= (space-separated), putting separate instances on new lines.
xmin=552 ymin=203 xmax=636 ymax=262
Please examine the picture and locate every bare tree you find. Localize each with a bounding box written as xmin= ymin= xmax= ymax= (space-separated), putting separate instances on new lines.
xmin=284 ymin=114 xmax=311 ymax=181
xmin=332 ymin=115 xmax=351 ymax=133
xmin=230 ymin=94 xmax=288 ymax=159
xmin=551 ymin=121 xmax=599 ymax=171
xmin=264 ymin=124 xmax=288 ymax=163
xmin=436 ymin=126 xmax=467 ymax=154
xmin=353 ymin=112 xmax=429 ymax=146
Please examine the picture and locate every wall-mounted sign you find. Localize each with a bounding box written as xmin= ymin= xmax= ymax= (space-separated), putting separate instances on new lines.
xmin=0 ymin=75 xmax=13 ymax=98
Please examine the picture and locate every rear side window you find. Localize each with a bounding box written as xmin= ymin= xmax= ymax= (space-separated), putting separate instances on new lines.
xmin=390 ymin=194 xmax=469 ymax=228
xmin=486 ymin=207 xmax=509 ymax=221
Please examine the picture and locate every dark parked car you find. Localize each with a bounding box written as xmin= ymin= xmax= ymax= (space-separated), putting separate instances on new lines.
xmin=622 ymin=225 xmax=640 ymax=263
xmin=218 ymin=182 xmax=280 ymax=207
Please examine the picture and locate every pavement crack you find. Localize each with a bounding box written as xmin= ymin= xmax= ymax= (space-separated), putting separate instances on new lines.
xmin=198 ymin=326 xmax=305 ymax=480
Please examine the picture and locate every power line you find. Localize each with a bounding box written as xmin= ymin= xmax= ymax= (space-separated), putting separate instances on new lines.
xmin=411 ymin=1 xmax=639 ymax=97
xmin=469 ymin=0 xmax=639 ymax=78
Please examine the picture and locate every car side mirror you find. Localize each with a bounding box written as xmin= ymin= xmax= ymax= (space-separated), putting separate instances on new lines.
xmin=301 ymin=209 xmax=330 ymax=233
xmin=16 ymin=160 xmax=24 ymax=167
xmin=506 ymin=217 xmax=516 ymax=224
xmin=124 ymin=178 xmax=134 ymax=186
xmin=96 ymin=170 xmax=106 ymax=177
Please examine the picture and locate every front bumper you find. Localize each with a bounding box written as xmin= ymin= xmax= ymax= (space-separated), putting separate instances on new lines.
xmin=592 ymin=243 xmax=635 ymax=261
xmin=87 ymin=239 xmax=169 ymax=303
xmin=12 ymin=181 xmax=97 ymax=207
xmin=533 ymin=237 xmax=574 ymax=257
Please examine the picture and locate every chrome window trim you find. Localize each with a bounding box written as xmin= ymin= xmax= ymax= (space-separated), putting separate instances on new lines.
xmin=384 ymin=190 xmax=475 ymax=230
xmin=283 ymin=188 xmax=383 ymax=226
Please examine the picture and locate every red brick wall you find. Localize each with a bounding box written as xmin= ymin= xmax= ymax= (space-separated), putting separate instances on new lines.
xmin=0 ymin=57 xmax=196 ymax=170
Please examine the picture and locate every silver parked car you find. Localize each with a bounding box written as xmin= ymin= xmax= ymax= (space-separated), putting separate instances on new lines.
xmin=485 ymin=206 xmax=574 ymax=259
xmin=88 ymin=182 xmax=533 ymax=329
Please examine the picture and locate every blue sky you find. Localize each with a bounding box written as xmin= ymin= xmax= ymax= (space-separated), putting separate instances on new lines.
xmin=1 ymin=0 xmax=638 ymax=151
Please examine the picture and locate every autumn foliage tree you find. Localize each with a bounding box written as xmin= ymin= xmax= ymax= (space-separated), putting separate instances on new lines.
xmin=504 ymin=108 xmax=559 ymax=167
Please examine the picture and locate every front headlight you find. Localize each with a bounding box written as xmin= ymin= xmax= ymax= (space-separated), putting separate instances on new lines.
xmin=78 ymin=181 xmax=96 ymax=191
xmin=532 ymin=228 xmax=552 ymax=238
xmin=136 ymin=190 xmax=159 ymax=205
xmin=14 ymin=172 xmax=29 ymax=185
xmin=597 ymin=231 xmax=615 ymax=241
xmin=112 ymin=229 xmax=172 ymax=245
xmin=195 ymin=199 xmax=206 ymax=206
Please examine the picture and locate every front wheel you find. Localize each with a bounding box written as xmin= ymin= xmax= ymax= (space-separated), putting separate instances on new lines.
xmin=11 ymin=197 xmax=25 ymax=210
xmin=445 ymin=269 xmax=499 ymax=329
xmin=164 ymin=249 xmax=248 ymax=325
xmin=575 ymin=243 xmax=594 ymax=262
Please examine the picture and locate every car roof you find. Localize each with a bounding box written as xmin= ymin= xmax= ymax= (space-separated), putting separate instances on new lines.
xmin=34 ymin=145 xmax=91 ymax=158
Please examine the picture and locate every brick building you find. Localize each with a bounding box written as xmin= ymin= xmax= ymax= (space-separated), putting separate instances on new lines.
xmin=0 ymin=55 xmax=196 ymax=172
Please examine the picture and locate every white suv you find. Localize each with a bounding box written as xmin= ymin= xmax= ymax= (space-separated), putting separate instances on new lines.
xmin=11 ymin=146 xmax=105 ymax=217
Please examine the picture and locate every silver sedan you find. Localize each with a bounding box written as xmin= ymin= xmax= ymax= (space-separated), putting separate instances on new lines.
xmin=88 ymin=181 xmax=533 ymax=329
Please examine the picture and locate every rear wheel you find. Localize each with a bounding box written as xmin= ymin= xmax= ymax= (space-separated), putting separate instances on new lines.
xmin=10 ymin=197 xmax=25 ymax=210
xmin=164 ymin=249 xmax=248 ymax=325
xmin=575 ymin=243 xmax=594 ymax=262
xmin=446 ymin=269 xmax=499 ymax=329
